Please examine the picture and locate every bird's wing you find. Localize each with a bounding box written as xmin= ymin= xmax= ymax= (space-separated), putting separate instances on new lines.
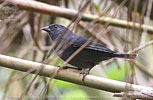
xmin=72 ymin=35 xmax=115 ymax=53
xmin=86 ymin=42 xmax=115 ymax=53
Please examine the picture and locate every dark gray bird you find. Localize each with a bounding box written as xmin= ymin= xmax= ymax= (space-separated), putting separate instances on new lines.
xmin=42 ymin=24 xmax=137 ymax=80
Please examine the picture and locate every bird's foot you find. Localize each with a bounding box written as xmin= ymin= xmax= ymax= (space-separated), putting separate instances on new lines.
xmin=80 ymin=71 xmax=89 ymax=82
xmin=80 ymin=67 xmax=93 ymax=82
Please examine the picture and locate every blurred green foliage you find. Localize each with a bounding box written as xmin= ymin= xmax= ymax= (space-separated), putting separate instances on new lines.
xmin=106 ymin=62 xmax=131 ymax=81
xmin=60 ymin=89 xmax=89 ymax=100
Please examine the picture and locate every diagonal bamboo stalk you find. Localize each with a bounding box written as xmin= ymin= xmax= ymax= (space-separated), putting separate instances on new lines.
xmin=3 ymin=0 xmax=153 ymax=34
xmin=0 ymin=54 xmax=153 ymax=94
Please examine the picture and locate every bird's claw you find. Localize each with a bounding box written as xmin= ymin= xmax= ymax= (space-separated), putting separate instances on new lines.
xmin=81 ymin=71 xmax=89 ymax=82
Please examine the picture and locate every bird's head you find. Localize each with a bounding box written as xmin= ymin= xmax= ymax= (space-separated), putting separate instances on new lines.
xmin=41 ymin=24 xmax=69 ymax=41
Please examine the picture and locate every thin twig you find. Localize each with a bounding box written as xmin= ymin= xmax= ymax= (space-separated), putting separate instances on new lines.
xmin=128 ymin=39 xmax=153 ymax=53
xmin=114 ymin=92 xmax=153 ymax=99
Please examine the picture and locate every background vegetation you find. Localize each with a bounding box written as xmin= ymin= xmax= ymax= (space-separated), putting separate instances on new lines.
xmin=0 ymin=0 xmax=153 ymax=100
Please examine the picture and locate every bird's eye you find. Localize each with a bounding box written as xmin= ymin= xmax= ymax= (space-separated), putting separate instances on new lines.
xmin=54 ymin=25 xmax=58 ymax=29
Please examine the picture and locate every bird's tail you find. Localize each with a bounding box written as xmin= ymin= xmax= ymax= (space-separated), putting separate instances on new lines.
xmin=114 ymin=53 xmax=138 ymax=59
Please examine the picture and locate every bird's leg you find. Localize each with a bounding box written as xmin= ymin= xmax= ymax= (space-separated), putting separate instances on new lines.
xmin=63 ymin=66 xmax=82 ymax=70
xmin=81 ymin=67 xmax=93 ymax=81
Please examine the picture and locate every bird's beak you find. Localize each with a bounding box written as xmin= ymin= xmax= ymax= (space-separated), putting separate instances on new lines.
xmin=41 ymin=26 xmax=50 ymax=32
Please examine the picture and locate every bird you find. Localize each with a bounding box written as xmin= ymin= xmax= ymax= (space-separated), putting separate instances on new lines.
xmin=41 ymin=24 xmax=137 ymax=81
